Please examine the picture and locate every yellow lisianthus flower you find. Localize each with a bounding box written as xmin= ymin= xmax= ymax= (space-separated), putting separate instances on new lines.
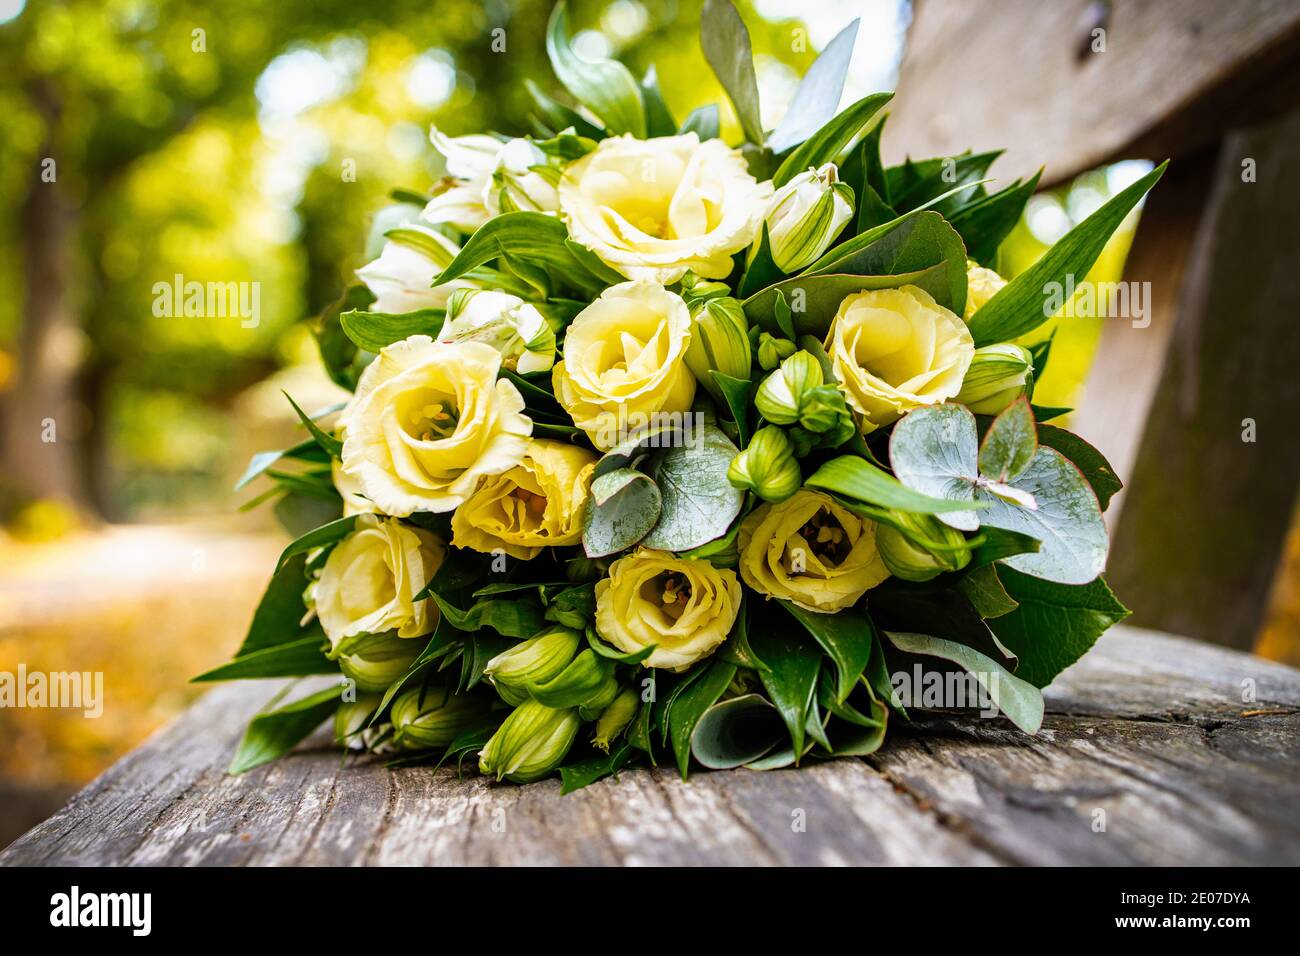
xmin=738 ymin=490 xmax=890 ymax=613
xmin=451 ymin=439 xmax=598 ymax=560
xmin=594 ymin=549 xmax=741 ymax=671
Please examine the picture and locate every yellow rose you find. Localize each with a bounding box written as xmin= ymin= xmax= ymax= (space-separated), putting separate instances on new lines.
xmin=738 ymin=490 xmax=890 ymax=613
xmin=964 ymin=261 xmax=1007 ymax=320
xmin=595 ymin=549 xmax=741 ymax=671
xmin=825 ymin=285 xmax=975 ymax=433
xmin=559 ymin=132 xmax=771 ymax=284
xmin=451 ymin=439 xmax=598 ymax=559
xmin=552 ymin=280 xmax=696 ymax=450
xmin=340 ymin=336 xmax=532 ymax=515
xmin=316 ymin=515 xmax=447 ymax=648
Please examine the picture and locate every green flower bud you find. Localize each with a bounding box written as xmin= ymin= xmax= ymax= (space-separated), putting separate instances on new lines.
xmin=765 ymin=164 xmax=855 ymax=272
xmin=956 ymin=344 xmax=1033 ymax=415
xmin=876 ymin=512 xmax=973 ymax=582
xmin=525 ymin=648 xmax=614 ymax=709
xmin=592 ymin=688 xmax=639 ymax=752
xmin=757 ymin=332 xmax=797 ymax=371
xmin=684 ymin=296 xmax=752 ymax=404
xmin=755 ymin=351 xmax=823 ymax=425
xmin=479 ymin=700 xmax=580 ymax=783
xmin=391 ymin=686 xmax=491 ymax=750
xmin=681 ymin=273 xmax=732 ymax=306
xmin=334 ymin=692 xmax=382 ymax=748
xmin=337 ymin=633 xmax=421 ymax=693
xmin=484 ymin=627 xmax=582 ymax=706
xmin=728 ymin=425 xmax=802 ymax=502
xmin=577 ymin=673 xmax=620 ymax=721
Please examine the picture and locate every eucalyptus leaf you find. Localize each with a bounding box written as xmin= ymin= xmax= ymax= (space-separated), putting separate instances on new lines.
xmin=978 ymin=397 xmax=1037 ymax=483
xmin=641 ymin=424 xmax=744 ymax=552
xmin=890 ymin=404 xmax=1107 ymax=583
xmin=583 ymin=468 xmax=663 ymax=558
xmin=690 ymin=694 xmax=787 ymax=770
xmin=1036 ymin=424 xmax=1121 ymax=511
xmin=882 ymin=630 xmax=1044 ymax=734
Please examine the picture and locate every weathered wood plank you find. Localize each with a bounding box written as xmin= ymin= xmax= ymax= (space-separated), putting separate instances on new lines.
xmin=887 ymin=0 xmax=1300 ymax=185
xmin=4 ymin=626 xmax=1298 ymax=866
xmin=1099 ymin=104 xmax=1300 ymax=648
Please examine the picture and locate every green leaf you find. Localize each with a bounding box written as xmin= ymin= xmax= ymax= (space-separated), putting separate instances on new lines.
xmin=281 ymin=391 xmax=343 ymax=458
xmin=1036 ymin=424 xmax=1122 ymax=511
xmin=742 ymin=266 xmax=949 ymax=338
xmin=737 ymin=224 xmax=783 ymax=299
xmin=986 ymin=569 xmax=1130 ymax=688
xmin=807 ymin=454 xmax=987 ymax=515
xmin=689 ymin=694 xmax=787 ymax=770
xmin=583 ymin=467 xmax=663 ymax=558
xmin=748 ymin=618 xmax=822 ymax=759
xmin=560 ymin=742 xmax=635 ymax=794
xmin=951 ymin=171 xmax=1042 ymax=266
xmin=339 ymin=308 xmax=443 ymax=353
xmin=978 ymin=396 xmax=1037 ymax=483
xmin=313 ymin=284 xmax=374 ymax=391
xmin=546 ymin=1 xmax=646 ymax=137
xmin=766 ymin=19 xmax=860 ymax=153
xmin=804 ymin=210 xmax=968 ymax=316
xmin=235 ymin=439 xmax=328 ymax=492
xmin=871 ymin=583 xmax=1017 ymax=671
xmin=967 ymin=161 xmax=1166 ymax=346
xmin=890 ymin=404 xmax=1108 ymax=583
xmin=886 ymin=150 xmax=1002 ymax=216
xmin=699 ymin=0 xmax=764 ymax=144
xmin=640 ymin=66 xmax=677 ymax=136
xmin=275 ymin=515 xmax=357 ymax=570
xmin=229 ymin=685 xmax=341 ymax=774
xmin=433 ymin=211 xmax=606 ymax=297
xmin=772 ymin=92 xmax=893 ymax=187
xmin=545 ymin=583 xmax=597 ymax=628
xmin=642 ymin=424 xmax=744 ymax=551
xmin=585 ymin=626 xmax=656 ymax=664
xmin=779 ymin=601 xmax=875 ymax=704
xmin=958 ymin=564 xmax=1019 ymax=618
xmin=710 ymin=371 xmax=753 ymax=446
xmin=193 ymin=634 xmax=336 ymax=682
xmin=426 ymin=592 xmax=546 ymax=639
xmin=882 ymin=630 xmax=1044 ymax=733
xmin=525 ymin=78 xmax=604 ymax=140
xmin=668 ymin=660 xmax=737 ymax=779
xmin=231 ymin=553 xmax=311 ymax=655
xmin=679 ymin=103 xmax=720 ymax=140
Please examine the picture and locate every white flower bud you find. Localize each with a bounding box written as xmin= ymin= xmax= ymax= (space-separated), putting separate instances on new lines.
xmin=765 ymin=163 xmax=854 ymax=272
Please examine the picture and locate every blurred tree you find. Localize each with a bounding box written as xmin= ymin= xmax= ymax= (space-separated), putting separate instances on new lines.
xmin=0 ymin=0 xmax=821 ymax=521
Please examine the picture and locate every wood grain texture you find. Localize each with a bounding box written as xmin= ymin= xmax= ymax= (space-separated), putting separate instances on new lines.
xmin=1101 ymin=105 xmax=1300 ymax=649
xmin=886 ymin=0 xmax=1300 ymax=185
xmin=4 ymin=626 xmax=1298 ymax=866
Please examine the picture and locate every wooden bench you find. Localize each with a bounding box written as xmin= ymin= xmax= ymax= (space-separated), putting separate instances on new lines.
xmin=4 ymin=626 xmax=1297 ymax=866
xmin=7 ymin=0 xmax=1300 ymax=867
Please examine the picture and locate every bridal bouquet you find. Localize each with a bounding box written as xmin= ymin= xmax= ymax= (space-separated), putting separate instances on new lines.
xmin=200 ymin=0 xmax=1161 ymax=789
